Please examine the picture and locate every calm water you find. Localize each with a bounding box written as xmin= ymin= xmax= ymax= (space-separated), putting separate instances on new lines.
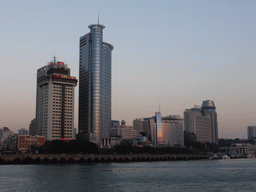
xmin=0 ymin=158 xmax=256 ymax=191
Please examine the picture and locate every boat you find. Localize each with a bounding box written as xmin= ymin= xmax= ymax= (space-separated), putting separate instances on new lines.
xmin=222 ymin=155 xmax=231 ymax=160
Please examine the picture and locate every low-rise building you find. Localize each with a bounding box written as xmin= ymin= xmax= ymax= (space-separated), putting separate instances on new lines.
xmin=230 ymin=143 xmax=254 ymax=157
xmin=17 ymin=135 xmax=45 ymax=152
xmin=110 ymin=136 xmax=121 ymax=147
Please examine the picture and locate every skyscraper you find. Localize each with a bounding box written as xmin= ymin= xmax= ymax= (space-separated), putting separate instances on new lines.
xmin=247 ymin=126 xmax=256 ymax=139
xmin=184 ymin=106 xmax=212 ymax=143
xmin=33 ymin=59 xmax=77 ymax=140
xmin=79 ymin=23 xmax=114 ymax=146
xmin=184 ymin=100 xmax=218 ymax=144
xmin=201 ymin=100 xmax=218 ymax=144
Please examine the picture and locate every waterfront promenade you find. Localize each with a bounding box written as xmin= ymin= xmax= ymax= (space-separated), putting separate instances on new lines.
xmin=0 ymin=154 xmax=208 ymax=164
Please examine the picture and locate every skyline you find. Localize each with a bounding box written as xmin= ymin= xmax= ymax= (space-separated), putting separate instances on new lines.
xmin=0 ymin=0 xmax=255 ymax=139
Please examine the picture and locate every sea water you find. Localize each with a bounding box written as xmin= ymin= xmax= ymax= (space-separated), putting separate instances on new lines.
xmin=0 ymin=158 xmax=256 ymax=191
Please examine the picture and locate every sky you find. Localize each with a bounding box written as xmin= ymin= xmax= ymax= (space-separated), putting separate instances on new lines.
xmin=0 ymin=0 xmax=255 ymax=139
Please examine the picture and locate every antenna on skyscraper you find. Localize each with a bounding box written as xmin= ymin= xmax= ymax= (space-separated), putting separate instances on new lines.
xmin=53 ymin=56 xmax=57 ymax=64
xmin=159 ymin=104 xmax=161 ymax=113
xmin=98 ymin=12 xmax=100 ymax=25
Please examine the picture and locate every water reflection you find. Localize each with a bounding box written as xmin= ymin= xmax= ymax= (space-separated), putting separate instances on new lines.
xmin=0 ymin=159 xmax=256 ymax=191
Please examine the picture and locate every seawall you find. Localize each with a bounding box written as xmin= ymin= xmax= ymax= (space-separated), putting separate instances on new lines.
xmin=0 ymin=154 xmax=208 ymax=164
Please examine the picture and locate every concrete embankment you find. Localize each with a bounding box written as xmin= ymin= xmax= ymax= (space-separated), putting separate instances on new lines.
xmin=0 ymin=154 xmax=208 ymax=164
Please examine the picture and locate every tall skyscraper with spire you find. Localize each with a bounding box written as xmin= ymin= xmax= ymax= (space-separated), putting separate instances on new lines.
xmin=79 ymin=22 xmax=114 ymax=147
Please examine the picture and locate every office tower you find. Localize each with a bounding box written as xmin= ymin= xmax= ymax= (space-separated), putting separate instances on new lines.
xmin=34 ymin=59 xmax=77 ymax=140
xmin=184 ymin=106 xmax=212 ymax=143
xmin=201 ymin=100 xmax=218 ymax=144
xmin=79 ymin=23 xmax=114 ymax=146
xmin=248 ymin=126 xmax=256 ymax=139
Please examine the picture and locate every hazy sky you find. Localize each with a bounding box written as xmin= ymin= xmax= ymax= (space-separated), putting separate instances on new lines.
xmin=0 ymin=0 xmax=255 ymax=139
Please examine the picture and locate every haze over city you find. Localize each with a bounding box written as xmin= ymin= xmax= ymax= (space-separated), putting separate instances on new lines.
xmin=0 ymin=0 xmax=255 ymax=139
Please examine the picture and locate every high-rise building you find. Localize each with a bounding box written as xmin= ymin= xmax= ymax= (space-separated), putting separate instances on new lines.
xmin=248 ymin=126 xmax=256 ymax=139
xmin=184 ymin=100 xmax=218 ymax=144
xmin=184 ymin=106 xmax=212 ymax=143
xmin=79 ymin=23 xmax=114 ymax=146
xmin=201 ymin=100 xmax=218 ymax=144
xmin=33 ymin=59 xmax=77 ymax=140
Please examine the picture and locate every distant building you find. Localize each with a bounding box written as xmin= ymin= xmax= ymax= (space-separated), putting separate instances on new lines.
xmin=248 ymin=126 xmax=256 ymax=139
xmin=133 ymin=118 xmax=151 ymax=136
xmin=33 ymin=59 xmax=77 ymax=141
xmin=0 ymin=129 xmax=3 ymax=142
xmin=18 ymin=128 xmax=29 ymax=135
xmin=184 ymin=100 xmax=218 ymax=144
xmin=17 ymin=135 xmax=45 ymax=152
xmin=29 ymin=118 xmax=37 ymax=136
xmin=111 ymin=120 xmax=120 ymax=137
xmin=134 ymin=113 xmax=184 ymax=147
xmin=110 ymin=136 xmax=121 ymax=147
xmin=2 ymin=134 xmax=18 ymax=151
xmin=120 ymin=120 xmax=141 ymax=140
xmin=150 ymin=113 xmax=184 ymax=147
xmin=230 ymin=143 xmax=254 ymax=157
xmin=202 ymin=100 xmax=218 ymax=144
xmin=184 ymin=106 xmax=212 ymax=143
xmin=0 ymin=127 xmax=15 ymax=145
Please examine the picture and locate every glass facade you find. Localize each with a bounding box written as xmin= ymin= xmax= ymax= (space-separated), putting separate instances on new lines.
xmin=79 ymin=24 xmax=114 ymax=146
xmin=149 ymin=113 xmax=184 ymax=147
xmin=155 ymin=112 xmax=161 ymax=147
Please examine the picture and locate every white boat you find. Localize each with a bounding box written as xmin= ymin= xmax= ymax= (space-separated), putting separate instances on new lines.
xmin=222 ymin=155 xmax=231 ymax=160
